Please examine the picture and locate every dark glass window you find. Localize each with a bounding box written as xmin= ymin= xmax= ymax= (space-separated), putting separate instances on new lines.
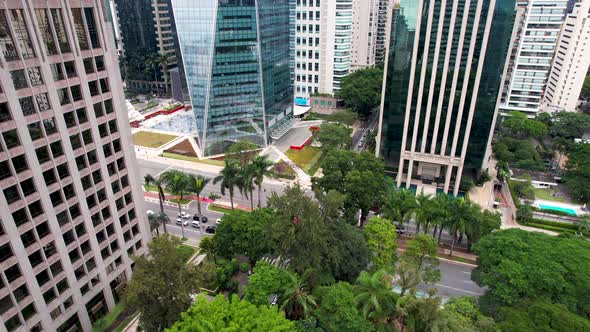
xmin=0 ymin=102 xmax=12 ymax=122
xmin=10 ymin=69 xmax=28 ymax=89
xmin=3 ymin=129 xmax=20 ymax=148
xmin=84 ymin=8 xmax=101 ymax=49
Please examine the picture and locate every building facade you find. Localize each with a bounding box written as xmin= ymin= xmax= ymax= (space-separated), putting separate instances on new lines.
xmin=114 ymin=0 xmax=182 ymax=95
xmin=543 ymin=0 xmax=590 ymax=112
xmin=377 ymin=0 xmax=516 ymax=196
xmin=172 ymin=0 xmax=292 ymax=157
xmin=351 ymin=0 xmax=378 ymax=71
xmin=0 ymin=1 xmax=151 ymax=331
xmin=292 ymin=0 xmax=353 ymax=100
xmin=375 ymin=0 xmax=394 ymax=67
xmin=498 ymin=0 xmax=569 ymax=116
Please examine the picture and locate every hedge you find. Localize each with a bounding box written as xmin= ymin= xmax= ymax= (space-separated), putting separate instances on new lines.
xmin=531 ymin=218 xmax=580 ymax=231
xmin=525 ymin=223 xmax=576 ymax=235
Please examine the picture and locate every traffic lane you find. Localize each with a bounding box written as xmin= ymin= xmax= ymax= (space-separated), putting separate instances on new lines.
xmin=418 ymin=259 xmax=485 ymax=298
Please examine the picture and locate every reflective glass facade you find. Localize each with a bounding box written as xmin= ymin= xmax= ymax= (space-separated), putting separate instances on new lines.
xmin=378 ymin=0 xmax=515 ymax=194
xmin=172 ymin=0 xmax=292 ymax=157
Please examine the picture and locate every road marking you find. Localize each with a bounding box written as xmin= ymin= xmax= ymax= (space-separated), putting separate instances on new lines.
xmin=156 ymin=165 xmax=174 ymax=177
xmin=434 ymin=283 xmax=484 ymax=296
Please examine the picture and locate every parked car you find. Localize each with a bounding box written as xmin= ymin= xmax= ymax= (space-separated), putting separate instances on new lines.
xmin=193 ymin=214 xmax=208 ymax=223
xmin=178 ymin=212 xmax=190 ymax=219
xmin=358 ymin=140 xmax=364 ymax=147
xmin=176 ymin=218 xmax=189 ymax=226
xmin=205 ymin=225 xmax=217 ymax=234
xmin=216 ymin=218 xmax=222 ymax=224
xmin=191 ymin=220 xmax=200 ymax=228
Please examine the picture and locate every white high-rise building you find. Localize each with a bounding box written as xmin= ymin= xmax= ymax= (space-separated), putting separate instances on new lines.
xmin=499 ymin=0 xmax=569 ymax=116
xmin=0 ymin=2 xmax=151 ymax=331
xmin=351 ymin=0 xmax=378 ymax=71
xmin=292 ymin=0 xmax=353 ymax=100
xmin=543 ymin=1 xmax=590 ymax=112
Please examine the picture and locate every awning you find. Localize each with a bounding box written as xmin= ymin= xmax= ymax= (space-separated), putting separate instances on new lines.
xmin=293 ymin=104 xmax=312 ymax=116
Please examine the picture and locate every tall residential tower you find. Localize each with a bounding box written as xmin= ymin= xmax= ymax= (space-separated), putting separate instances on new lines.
xmin=543 ymin=0 xmax=590 ymax=112
xmin=0 ymin=1 xmax=151 ymax=331
xmin=172 ymin=0 xmax=292 ymax=157
xmin=377 ymin=0 xmax=516 ymax=196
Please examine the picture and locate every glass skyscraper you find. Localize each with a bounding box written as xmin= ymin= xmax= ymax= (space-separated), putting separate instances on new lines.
xmin=376 ymin=0 xmax=515 ymax=195
xmin=172 ymin=0 xmax=292 ymax=157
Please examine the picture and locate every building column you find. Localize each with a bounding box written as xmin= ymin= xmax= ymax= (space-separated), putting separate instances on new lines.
xmin=396 ymin=157 xmax=405 ymax=187
xmin=406 ymin=159 xmax=414 ymax=188
xmin=444 ymin=165 xmax=453 ymax=193
xmin=453 ymin=165 xmax=464 ymax=197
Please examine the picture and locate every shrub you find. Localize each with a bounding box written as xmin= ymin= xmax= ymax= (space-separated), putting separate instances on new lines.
xmin=530 ymin=218 xmax=580 ymax=231
xmin=270 ymin=160 xmax=297 ymax=180
xmin=208 ymin=192 xmax=221 ymax=200
xmin=524 ymin=222 xmax=576 ymax=235
xmin=239 ymin=262 xmax=250 ymax=273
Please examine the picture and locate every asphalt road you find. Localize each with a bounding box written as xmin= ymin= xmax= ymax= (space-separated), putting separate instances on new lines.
xmin=352 ymin=111 xmax=379 ymax=152
xmin=138 ymin=154 xmax=482 ymax=299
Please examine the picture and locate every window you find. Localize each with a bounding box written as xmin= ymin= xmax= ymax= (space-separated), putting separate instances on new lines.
xmin=19 ymin=96 xmax=35 ymax=116
xmin=76 ymin=107 xmax=88 ymax=123
xmin=10 ymin=69 xmax=28 ymax=89
xmin=27 ymin=67 xmax=43 ymax=86
xmin=20 ymin=178 xmax=36 ymax=196
xmin=83 ymin=57 xmax=94 ymax=74
xmin=100 ymin=78 xmax=109 ymax=93
xmin=51 ymin=8 xmax=70 ymax=53
xmin=0 ymin=10 xmax=18 ymax=61
xmin=0 ymin=243 xmax=13 ymax=263
xmin=5 ymin=264 xmax=22 ymax=282
xmin=3 ymin=185 xmax=20 ymax=204
xmin=11 ymin=154 xmax=28 ymax=173
xmin=71 ymin=85 xmax=82 ymax=101
xmin=63 ymin=111 xmax=76 ymax=127
xmin=50 ymin=140 xmax=63 ymax=157
xmin=94 ymin=102 xmax=104 ymax=117
xmin=0 ymin=161 xmax=11 ymax=180
xmin=3 ymin=129 xmax=20 ymax=149
xmin=0 ymin=102 xmax=12 ymax=122
xmin=88 ymin=80 xmax=99 ymax=96
xmin=64 ymin=61 xmax=76 ymax=78
xmin=36 ymin=146 xmax=51 ymax=164
xmin=70 ymin=133 xmax=82 ymax=150
xmin=35 ymin=93 xmax=51 ymax=112
xmin=71 ymin=8 xmax=89 ymax=50
xmin=50 ymin=63 xmax=65 ymax=81
xmin=28 ymin=121 xmax=44 ymax=140
xmin=84 ymin=8 xmax=101 ymax=49
xmin=35 ymin=9 xmax=58 ymax=55
xmin=82 ymin=129 xmax=93 ymax=144
xmin=58 ymin=88 xmax=70 ymax=105
xmin=95 ymin=56 xmax=104 ymax=71
xmin=9 ymin=9 xmax=35 ymax=59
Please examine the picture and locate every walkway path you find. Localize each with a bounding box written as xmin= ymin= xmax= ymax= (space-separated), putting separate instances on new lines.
xmin=266 ymin=145 xmax=312 ymax=188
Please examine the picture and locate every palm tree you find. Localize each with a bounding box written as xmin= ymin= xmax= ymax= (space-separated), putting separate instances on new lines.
xmin=144 ymin=174 xmax=168 ymax=234
xmin=213 ymin=160 xmax=241 ymax=209
xmin=431 ymin=194 xmax=450 ymax=243
xmin=382 ymin=188 xmax=416 ymax=229
xmin=354 ymin=269 xmax=398 ymax=323
xmin=447 ymin=199 xmax=473 ymax=256
xmin=147 ymin=213 xmax=160 ymax=236
xmin=160 ymin=170 xmax=191 ymax=239
xmin=280 ymin=271 xmax=317 ymax=320
xmin=250 ymin=156 xmax=273 ymax=208
xmin=413 ymin=192 xmax=431 ymax=235
xmin=238 ymin=164 xmax=256 ymax=210
xmin=577 ymin=215 xmax=590 ymax=235
xmin=157 ymin=53 xmax=172 ymax=97
xmin=190 ymin=175 xmax=210 ymax=231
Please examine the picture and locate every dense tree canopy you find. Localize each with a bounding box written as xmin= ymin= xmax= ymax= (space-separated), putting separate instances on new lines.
xmin=336 ymin=68 xmax=383 ymax=117
xmin=502 ymin=111 xmax=547 ymax=140
xmin=166 ymin=295 xmax=295 ymax=331
xmin=548 ymin=111 xmax=590 ymax=139
xmin=313 ymin=282 xmax=372 ymax=332
xmin=432 ymin=297 xmax=496 ymax=332
xmin=124 ymin=235 xmax=202 ymax=332
xmin=564 ymin=143 xmax=590 ymax=202
xmin=245 ymin=261 xmax=292 ymax=306
xmin=492 ymin=137 xmax=544 ymax=170
xmin=363 ymin=216 xmax=397 ymax=272
xmin=473 ymin=229 xmax=590 ymax=317
xmin=315 ymin=123 xmax=352 ymax=151
xmin=496 ymin=300 xmax=590 ymax=332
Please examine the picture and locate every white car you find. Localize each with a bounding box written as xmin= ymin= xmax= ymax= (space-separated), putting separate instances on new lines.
xmin=176 ymin=218 xmax=189 ymax=226
xmin=216 ymin=218 xmax=222 ymax=224
xmin=178 ymin=212 xmax=190 ymax=219
xmin=146 ymin=210 xmax=154 ymax=215
xmin=191 ymin=220 xmax=200 ymax=228
xmin=358 ymin=140 xmax=364 ymax=147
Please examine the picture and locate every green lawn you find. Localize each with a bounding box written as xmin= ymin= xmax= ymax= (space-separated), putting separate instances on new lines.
xmin=208 ymin=204 xmax=232 ymax=214
xmin=132 ymin=131 xmax=177 ymax=148
xmin=143 ymin=183 xmax=165 ymax=193
xmin=176 ymin=244 xmax=197 ymax=262
xmin=534 ymin=188 xmax=567 ymax=203
xmin=169 ymin=198 xmax=191 ymax=205
xmin=160 ymin=152 xmax=225 ymax=166
xmin=92 ymin=302 xmax=135 ymax=332
xmin=285 ymin=146 xmax=323 ymax=175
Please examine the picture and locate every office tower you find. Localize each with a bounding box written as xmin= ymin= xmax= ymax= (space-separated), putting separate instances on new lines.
xmin=292 ymin=0 xmax=353 ymax=100
xmin=351 ymin=0 xmax=378 ymax=71
xmin=498 ymin=0 xmax=569 ymax=116
xmin=375 ymin=0 xmax=394 ymax=67
xmin=543 ymin=1 xmax=590 ymax=112
xmin=377 ymin=0 xmax=516 ymax=196
xmin=0 ymin=2 xmax=151 ymax=331
xmin=114 ymin=0 xmax=182 ymax=95
xmin=172 ymin=0 xmax=292 ymax=157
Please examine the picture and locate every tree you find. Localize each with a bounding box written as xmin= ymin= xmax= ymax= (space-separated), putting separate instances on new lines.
xmin=313 ymin=282 xmax=372 ymax=332
xmin=432 ymin=297 xmax=496 ymax=332
xmin=147 ymin=212 xmax=168 ymax=236
xmin=244 ymin=261 xmax=292 ymax=306
xmin=214 ymin=159 xmax=241 ymax=209
xmin=144 ymin=174 xmax=168 ymax=233
xmin=464 ymin=209 xmax=501 ymax=249
xmin=315 ymin=123 xmax=352 ymax=151
xmin=395 ymin=234 xmax=440 ymax=296
xmin=160 ymin=170 xmax=192 ymax=238
xmin=496 ymin=300 xmax=590 ymax=332
xmin=413 ymin=192 xmax=432 ymax=235
xmin=157 ymin=53 xmax=172 ymax=96
xmin=225 ymin=140 xmax=258 ymax=166
xmin=238 ymin=164 xmax=256 ymax=210
xmin=323 ymin=220 xmax=371 ymax=283
xmin=382 ymin=188 xmax=417 ymax=229
xmin=166 ymin=294 xmax=295 ymax=331
xmin=549 ymin=111 xmax=590 ymax=139
xmin=124 ymin=235 xmax=200 ymax=332
xmin=502 ymin=111 xmax=547 ymax=140
xmin=431 ymin=194 xmax=450 ymax=244
xmin=564 ymin=143 xmax=590 ymax=201
xmin=492 ymin=137 xmax=544 ymax=170
xmin=510 ymin=176 xmax=535 ymax=200
xmin=446 ymin=199 xmax=476 ymax=256
xmin=326 ymin=109 xmax=358 ymax=126
xmin=472 ymin=229 xmax=590 ymax=316
xmin=250 ymin=155 xmax=273 ymax=208
xmin=208 ymin=209 xmax=276 ymax=265
xmin=363 ymin=216 xmax=397 ymax=272
xmin=281 ymin=271 xmax=317 ymax=320
xmin=337 ymin=67 xmax=384 ymax=117
xmin=354 ymin=269 xmax=398 ymax=323
xmin=583 ymin=73 xmax=590 ymax=97
xmin=189 ymin=175 xmax=209 ymax=232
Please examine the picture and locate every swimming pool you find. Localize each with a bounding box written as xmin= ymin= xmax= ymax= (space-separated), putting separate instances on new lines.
xmin=538 ymin=203 xmax=577 ymax=216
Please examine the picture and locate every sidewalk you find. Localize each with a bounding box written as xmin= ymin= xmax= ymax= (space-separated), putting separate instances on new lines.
xmin=397 ymin=236 xmax=478 ymax=264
